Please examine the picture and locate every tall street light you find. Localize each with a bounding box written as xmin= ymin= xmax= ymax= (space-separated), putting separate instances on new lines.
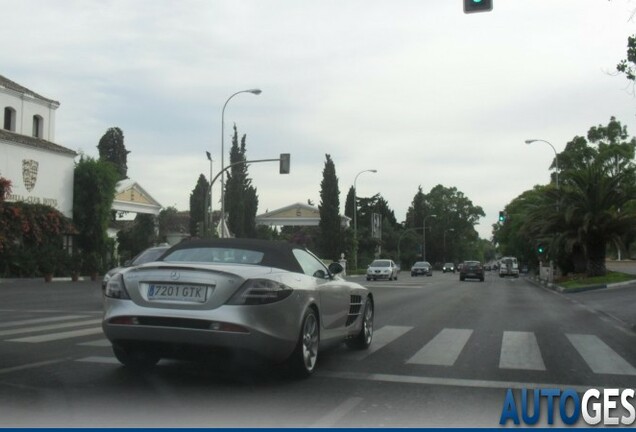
xmin=422 ymin=214 xmax=437 ymax=261
xmin=220 ymin=88 xmax=262 ymax=238
xmin=353 ymin=169 xmax=377 ymax=271
xmin=525 ymin=139 xmax=559 ymax=189
xmin=205 ymin=151 xmax=213 ymax=237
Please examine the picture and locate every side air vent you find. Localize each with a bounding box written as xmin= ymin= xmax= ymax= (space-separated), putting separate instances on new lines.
xmin=346 ymin=295 xmax=363 ymax=326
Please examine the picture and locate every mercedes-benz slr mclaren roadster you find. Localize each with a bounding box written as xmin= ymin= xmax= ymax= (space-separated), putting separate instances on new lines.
xmin=102 ymin=238 xmax=374 ymax=377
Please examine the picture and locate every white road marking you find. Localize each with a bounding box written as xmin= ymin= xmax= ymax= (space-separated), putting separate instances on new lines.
xmin=312 ymin=397 xmax=363 ymax=427
xmin=349 ymin=325 xmax=413 ymax=360
xmin=407 ymin=328 xmax=473 ymax=366
xmin=567 ymin=334 xmax=636 ymax=375
xmin=77 ymin=356 xmax=120 ymax=365
xmin=0 ymin=358 xmax=69 ymax=375
xmin=78 ymin=339 xmax=111 ymax=347
xmin=317 ymin=371 xmax=601 ymax=393
xmin=0 ymin=315 xmax=88 ymax=328
xmin=0 ymin=318 xmax=101 ymax=337
xmin=499 ymin=331 xmax=546 ymax=371
xmin=8 ymin=327 xmax=104 ymax=343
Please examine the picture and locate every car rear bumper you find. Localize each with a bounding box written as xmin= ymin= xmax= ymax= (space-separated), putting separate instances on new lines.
xmin=102 ymin=298 xmax=302 ymax=362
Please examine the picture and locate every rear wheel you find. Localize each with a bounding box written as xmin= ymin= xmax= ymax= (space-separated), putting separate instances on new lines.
xmin=112 ymin=344 xmax=160 ymax=370
xmin=346 ymin=297 xmax=374 ymax=350
xmin=286 ymin=308 xmax=320 ymax=378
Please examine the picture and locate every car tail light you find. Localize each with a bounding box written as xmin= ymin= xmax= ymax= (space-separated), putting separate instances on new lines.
xmin=104 ymin=273 xmax=131 ymax=300
xmin=227 ymin=279 xmax=293 ymax=306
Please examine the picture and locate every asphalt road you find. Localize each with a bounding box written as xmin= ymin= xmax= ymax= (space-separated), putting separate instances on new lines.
xmin=0 ymin=273 xmax=635 ymax=427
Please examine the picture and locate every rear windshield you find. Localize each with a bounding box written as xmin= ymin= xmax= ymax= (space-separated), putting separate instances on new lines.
xmin=133 ymin=248 xmax=169 ymax=265
xmin=162 ymin=247 xmax=265 ymax=265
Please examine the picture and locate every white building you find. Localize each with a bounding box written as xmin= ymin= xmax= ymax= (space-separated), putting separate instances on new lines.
xmin=0 ymin=74 xmax=76 ymax=218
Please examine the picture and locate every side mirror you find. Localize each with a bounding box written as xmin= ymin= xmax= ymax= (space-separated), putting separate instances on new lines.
xmin=328 ymin=262 xmax=344 ymax=275
xmin=124 ymin=260 xmax=132 ymax=267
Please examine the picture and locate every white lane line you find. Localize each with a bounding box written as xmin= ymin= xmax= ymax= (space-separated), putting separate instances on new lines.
xmin=0 ymin=358 xmax=69 ymax=375
xmin=349 ymin=325 xmax=413 ymax=360
xmin=499 ymin=331 xmax=546 ymax=371
xmin=77 ymin=356 xmax=120 ymax=365
xmin=0 ymin=318 xmax=101 ymax=337
xmin=0 ymin=315 xmax=88 ymax=328
xmin=567 ymin=334 xmax=636 ymax=376
xmin=312 ymin=397 xmax=363 ymax=427
xmin=78 ymin=339 xmax=111 ymax=347
xmin=318 ymin=371 xmax=600 ymax=394
xmin=407 ymin=328 xmax=473 ymax=366
xmin=8 ymin=327 xmax=104 ymax=343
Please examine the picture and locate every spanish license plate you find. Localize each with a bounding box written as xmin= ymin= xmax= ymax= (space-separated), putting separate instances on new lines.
xmin=146 ymin=284 xmax=209 ymax=303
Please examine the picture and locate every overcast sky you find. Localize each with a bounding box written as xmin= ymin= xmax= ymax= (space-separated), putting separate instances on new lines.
xmin=4 ymin=0 xmax=636 ymax=239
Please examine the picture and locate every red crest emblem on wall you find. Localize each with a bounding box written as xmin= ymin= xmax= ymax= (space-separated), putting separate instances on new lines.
xmin=22 ymin=159 xmax=39 ymax=192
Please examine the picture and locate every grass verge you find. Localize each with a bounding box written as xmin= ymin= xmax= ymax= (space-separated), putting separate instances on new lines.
xmin=557 ymin=271 xmax=636 ymax=290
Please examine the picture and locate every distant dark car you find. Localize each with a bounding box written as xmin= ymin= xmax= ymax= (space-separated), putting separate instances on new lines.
xmin=102 ymin=245 xmax=170 ymax=291
xmin=442 ymin=263 xmax=455 ymax=273
xmin=411 ymin=261 xmax=433 ymax=277
xmin=459 ymin=260 xmax=484 ymax=282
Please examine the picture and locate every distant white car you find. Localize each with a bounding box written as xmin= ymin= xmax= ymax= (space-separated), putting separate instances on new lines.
xmin=366 ymin=259 xmax=399 ymax=281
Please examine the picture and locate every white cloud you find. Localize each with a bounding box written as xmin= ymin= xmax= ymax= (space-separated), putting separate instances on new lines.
xmin=3 ymin=0 xmax=636 ymax=239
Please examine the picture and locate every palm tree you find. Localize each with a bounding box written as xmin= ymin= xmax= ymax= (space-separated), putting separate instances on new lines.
xmin=529 ymin=161 xmax=636 ymax=277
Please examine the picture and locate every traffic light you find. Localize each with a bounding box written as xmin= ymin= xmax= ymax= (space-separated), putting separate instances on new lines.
xmin=498 ymin=211 xmax=505 ymax=222
xmin=464 ymin=0 xmax=493 ymax=14
xmin=279 ymin=153 xmax=290 ymax=174
xmin=537 ymin=243 xmax=545 ymax=255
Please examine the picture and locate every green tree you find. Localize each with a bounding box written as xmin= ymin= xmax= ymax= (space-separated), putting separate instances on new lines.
xmin=158 ymin=206 xmax=186 ymax=242
xmin=408 ymin=185 xmax=484 ymax=265
xmin=73 ymin=156 xmax=119 ymax=270
xmin=356 ymin=194 xmax=399 ymax=266
xmin=530 ymin=162 xmax=636 ymax=276
xmin=616 ymin=34 xmax=636 ymax=84
xmin=116 ymin=214 xmax=158 ymax=263
xmin=97 ymin=127 xmax=130 ymax=180
xmin=225 ymin=125 xmax=258 ymax=238
xmin=189 ymin=174 xmax=209 ymax=237
xmin=318 ymin=154 xmax=341 ymax=260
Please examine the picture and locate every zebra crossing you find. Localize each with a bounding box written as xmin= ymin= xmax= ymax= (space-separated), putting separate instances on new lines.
xmin=1 ymin=313 xmax=635 ymax=377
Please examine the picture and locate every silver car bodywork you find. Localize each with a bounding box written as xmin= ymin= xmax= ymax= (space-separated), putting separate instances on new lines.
xmin=102 ymin=239 xmax=373 ymax=376
xmin=366 ymin=259 xmax=399 ymax=281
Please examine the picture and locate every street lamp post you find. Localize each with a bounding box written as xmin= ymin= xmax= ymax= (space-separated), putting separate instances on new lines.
xmin=422 ymin=214 xmax=437 ymax=261
xmin=525 ymin=139 xmax=559 ymax=189
xmin=353 ymin=169 xmax=377 ymax=271
xmin=443 ymin=228 xmax=455 ymax=262
xmin=206 ymin=151 xmax=213 ymax=237
xmin=220 ymin=88 xmax=262 ymax=238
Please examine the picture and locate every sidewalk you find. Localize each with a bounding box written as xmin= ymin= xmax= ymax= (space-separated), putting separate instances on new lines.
xmin=527 ymin=275 xmax=636 ymax=333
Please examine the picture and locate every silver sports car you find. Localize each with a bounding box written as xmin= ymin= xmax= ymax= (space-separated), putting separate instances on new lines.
xmin=102 ymin=238 xmax=374 ymax=377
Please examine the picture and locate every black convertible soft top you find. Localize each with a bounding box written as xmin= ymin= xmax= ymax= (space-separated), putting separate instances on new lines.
xmin=160 ymin=238 xmax=306 ymax=273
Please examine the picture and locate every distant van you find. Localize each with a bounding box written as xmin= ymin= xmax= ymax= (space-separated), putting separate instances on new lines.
xmin=499 ymin=256 xmax=519 ymax=278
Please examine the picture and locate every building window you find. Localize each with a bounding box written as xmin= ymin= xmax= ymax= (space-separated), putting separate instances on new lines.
xmin=33 ymin=115 xmax=43 ymax=138
xmin=3 ymin=107 xmax=16 ymax=131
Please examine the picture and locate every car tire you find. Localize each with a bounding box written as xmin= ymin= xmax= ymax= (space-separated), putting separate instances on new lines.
xmin=460 ymin=276 xmax=465 ymax=281
xmin=394 ymin=274 xmax=398 ymax=281
xmin=346 ymin=297 xmax=374 ymax=350
xmin=286 ymin=308 xmax=320 ymax=378
xmin=480 ymin=277 xmax=485 ymax=282
xmin=112 ymin=344 xmax=160 ymax=370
